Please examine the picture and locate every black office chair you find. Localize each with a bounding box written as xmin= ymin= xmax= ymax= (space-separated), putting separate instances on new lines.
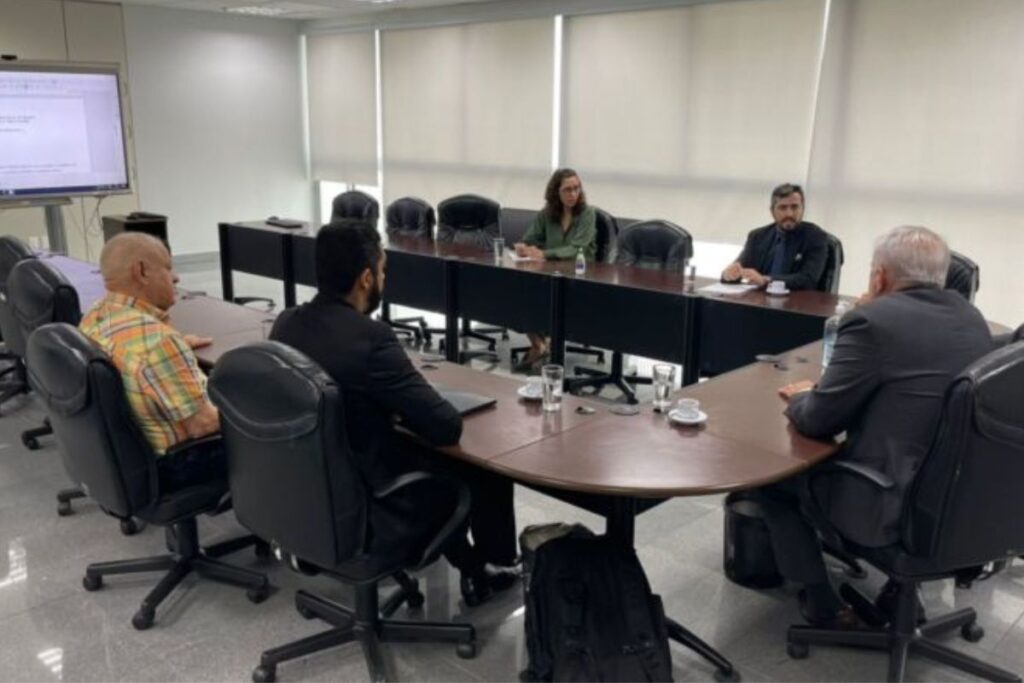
xmin=498 ymin=207 xmax=537 ymax=246
xmin=0 ymin=235 xmax=36 ymax=413
xmin=436 ymin=194 xmax=505 ymax=359
xmin=787 ymin=342 xmax=1024 ymax=682
xmin=7 ymin=258 xmax=82 ymax=451
xmin=26 ymin=323 xmax=270 ymax=630
xmin=510 ymin=208 xmax=618 ymax=368
xmin=819 ymin=232 xmax=845 ymax=294
xmin=568 ymin=220 xmax=692 ymax=404
xmin=208 ymin=342 xmax=476 ymax=683
xmin=383 ymin=197 xmax=436 ymax=344
xmin=946 ymin=251 xmax=980 ymax=302
xmin=332 ymin=190 xmax=381 ymax=225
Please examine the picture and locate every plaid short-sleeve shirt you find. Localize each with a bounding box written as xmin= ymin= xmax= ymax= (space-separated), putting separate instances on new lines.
xmin=79 ymin=292 xmax=207 ymax=455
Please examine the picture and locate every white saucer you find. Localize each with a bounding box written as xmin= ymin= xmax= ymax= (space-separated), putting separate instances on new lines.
xmin=765 ymin=289 xmax=790 ymax=297
xmin=668 ymin=409 xmax=708 ymax=426
xmin=517 ymin=385 xmax=543 ymax=401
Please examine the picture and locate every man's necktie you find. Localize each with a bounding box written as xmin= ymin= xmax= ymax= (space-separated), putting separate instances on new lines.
xmin=769 ymin=232 xmax=786 ymax=277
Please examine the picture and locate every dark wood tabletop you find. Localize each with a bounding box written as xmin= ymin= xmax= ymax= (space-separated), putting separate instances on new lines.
xmin=404 ymin=355 xmax=603 ymax=465
xmin=485 ymin=342 xmax=838 ymax=498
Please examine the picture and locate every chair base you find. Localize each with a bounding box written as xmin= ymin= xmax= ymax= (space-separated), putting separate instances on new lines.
xmin=253 ymin=578 xmax=475 ymax=683
xmin=787 ymin=580 xmax=1020 ymax=682
xmin=83 ymin=516 xmax=269 ymax=630
xmin=0 ymin=358 xmax=29 ymax=415
xmin=511 ymin=343 xmax=604 ymax=366
xmin=567 ymin=352 xmax=650 ymax=404
xmin=21 ymin=417 xmax=52 ymax=450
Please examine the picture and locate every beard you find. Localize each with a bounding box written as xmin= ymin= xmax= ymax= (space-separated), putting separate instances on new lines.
xmin=365 ymin=275 xmax=382 ymax=315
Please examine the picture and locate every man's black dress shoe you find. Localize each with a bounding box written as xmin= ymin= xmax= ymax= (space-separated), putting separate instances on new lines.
xmin=460 ymin=564 xmax=521 ymax=607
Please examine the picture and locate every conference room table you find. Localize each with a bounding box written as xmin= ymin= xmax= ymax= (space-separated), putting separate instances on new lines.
xmin=48 ymin=252 xmax=1010 ymax=680
xmin=217 ymin=220 xmax=849 ymax=384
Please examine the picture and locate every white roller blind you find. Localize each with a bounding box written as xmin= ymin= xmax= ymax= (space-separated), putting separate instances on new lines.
xmin=807 ymin=0 xmax=1024 ymax=323
xmin=562 ymin=0 xmax=825 ymax=241
xmin=307 ymin=31 xmax=378 ymax=185
xmin=381 ymin=18 xmax=554 ymax=209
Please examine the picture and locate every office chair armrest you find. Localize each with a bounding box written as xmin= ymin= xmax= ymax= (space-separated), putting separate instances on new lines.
xmin=814 ymin=460 xmax=896 ymax=490
xmin=165 ymin=434 xmax=233 ymax=513
xmin=374 ymin=471 xmax=472 ymax=570
xmin=164 ymin=433 xmax=223 ymax=458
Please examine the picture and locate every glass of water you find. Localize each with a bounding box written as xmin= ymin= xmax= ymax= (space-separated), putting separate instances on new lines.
xmin=493 ymin=237 xmax=505 ymax=262
xmin=541 ymin=364 xmax=564 ymax=412
xmin=652 ymin=363 xmax=675 ymax=412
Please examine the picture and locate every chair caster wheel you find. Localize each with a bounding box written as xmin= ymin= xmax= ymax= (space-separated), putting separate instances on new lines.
xmin=297 ymin=605 xmax=316 ymax=620
xmin=961 ymin=622 xmax=984 ymax=643
xmin=57 ymin=501 xmax=73 ymax=517
xmin=714 ymin=667 xmax=741 ymax=682
xmin=132 ymin=606 xmax=155 ymax=630
xmin=456 ymin=641 xmax=477 ymax=659
xmin=22 ymin=435 xmax=39 ymax=450
xmin=120 ymin=518 xmax=141 ymax=535
xmin=787 ymin=641 xmax=809 ymax=659
xmin=405 ymin=590 xmax=425 ymax=609
xmin=252 ymin=665 xmax=276 ymax=682
xmin=247 ymin=586 xmax=269 ymax=604
xmin=82 ymin=574 xmax=102 ymax=591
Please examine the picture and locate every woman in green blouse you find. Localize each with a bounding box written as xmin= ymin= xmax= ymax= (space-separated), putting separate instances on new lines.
xmin=514 ymin=168 xmax=597 ymax=370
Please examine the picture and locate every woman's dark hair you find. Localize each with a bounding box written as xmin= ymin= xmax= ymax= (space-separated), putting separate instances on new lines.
xmin=315 ymin=219 xmax=382 ymax=297
xmin=543 ymin=168 xmax=587 ymax=220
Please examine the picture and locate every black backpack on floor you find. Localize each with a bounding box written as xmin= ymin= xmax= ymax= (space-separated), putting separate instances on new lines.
xmin=519 ymin=524 xmax=673 ymax=682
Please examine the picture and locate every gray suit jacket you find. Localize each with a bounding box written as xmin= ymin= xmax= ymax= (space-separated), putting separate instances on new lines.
xmin=786 ymin=287 xmax=994 ymax=547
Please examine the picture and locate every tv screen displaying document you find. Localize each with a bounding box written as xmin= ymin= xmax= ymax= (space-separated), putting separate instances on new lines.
xmin=0 ymin=63 xmax=131 ymax=200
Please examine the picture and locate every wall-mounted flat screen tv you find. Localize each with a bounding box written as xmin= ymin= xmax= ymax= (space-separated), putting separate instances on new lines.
xmin=0 ymin=62 xmax=131 ymax=201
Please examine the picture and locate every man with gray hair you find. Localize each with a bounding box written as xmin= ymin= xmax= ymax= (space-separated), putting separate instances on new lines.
xmin=750 ymin=225 xmax=994 ymax=628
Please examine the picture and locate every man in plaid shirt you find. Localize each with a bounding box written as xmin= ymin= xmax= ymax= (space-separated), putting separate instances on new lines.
xmin=80 ymin=233 xmax=221 ymax=490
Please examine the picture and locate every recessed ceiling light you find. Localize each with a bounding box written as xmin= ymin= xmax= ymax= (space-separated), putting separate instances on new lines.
xmin=224 ymin=5 xmax=288 ymax=16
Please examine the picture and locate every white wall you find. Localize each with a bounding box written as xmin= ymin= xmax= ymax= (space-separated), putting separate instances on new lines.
xmin=122 ymin=5 xmax=310 ymax=256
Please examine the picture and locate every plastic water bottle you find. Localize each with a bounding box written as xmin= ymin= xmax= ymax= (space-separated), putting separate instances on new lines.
xmin=575 ymin=247 xmax=586 ymax=276
xmin=821 ymin=302 xmax=849 ymax=369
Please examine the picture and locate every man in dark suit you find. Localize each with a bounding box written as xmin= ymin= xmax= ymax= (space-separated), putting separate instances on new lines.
xmin=722 ymin=183 xmax=829 ymax=291
xmin=271 ymin=220 xmax=518 ymax=606
xmin=754 ymin=225 xmax=994 ymax=627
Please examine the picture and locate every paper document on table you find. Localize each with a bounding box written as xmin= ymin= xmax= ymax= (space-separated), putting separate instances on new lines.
xmin=507 ymin=253 xmax=541 ymax=262
xmin=698 ymin=283 xmax=760 ymax=295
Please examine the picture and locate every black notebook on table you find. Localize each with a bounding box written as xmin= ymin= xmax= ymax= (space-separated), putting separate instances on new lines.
xmin=435 ymin=386 xmax=497 ymax=416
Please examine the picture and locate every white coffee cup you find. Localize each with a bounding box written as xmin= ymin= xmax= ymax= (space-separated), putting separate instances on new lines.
xmin=767 ymin=280 xmax=786 ymax=294
xmin=674 ymin=398 xmax=701 ymax=420
xmin=526 ymin=376 xmax=543 ymax=397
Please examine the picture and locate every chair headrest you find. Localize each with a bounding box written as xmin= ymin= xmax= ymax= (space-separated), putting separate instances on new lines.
xmin=208 ymin=341 xmax=336 ymax=442
xmin=385 ymin=197 xmax=435 ymax=237
xmin=964 ymin=341 xmax=1024 ymax=446
xmin=0 ymin=235 xmax=36 ymax=284
xmin=331 ymin=191 xmax=380 ymax=222
xmin=26 ymin=323 xmax=102 ymax=418
xmin=8 ymin=259 xmax=81 ymax=333
xmin=438 ymin=194 xmax=500 ymax=228
xmin=615 ymin=220 xmax=693 ymax=269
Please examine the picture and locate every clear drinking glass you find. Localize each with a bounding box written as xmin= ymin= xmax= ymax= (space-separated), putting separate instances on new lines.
xmin=541 ymin=364 xmax=564 ymax=412
xmin=493 ymin=237 xmax=505 ymax=261
xmin=652 ymin=363 xmax=675 ymax=412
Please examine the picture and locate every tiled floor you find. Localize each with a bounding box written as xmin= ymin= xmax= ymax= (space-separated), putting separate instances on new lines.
xmin=1 ymin=266 xmax=1022 ymax=682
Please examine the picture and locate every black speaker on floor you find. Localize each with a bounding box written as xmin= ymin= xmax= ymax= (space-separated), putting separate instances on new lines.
xmin=102 ymin=213 xmax=169 ymax=248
